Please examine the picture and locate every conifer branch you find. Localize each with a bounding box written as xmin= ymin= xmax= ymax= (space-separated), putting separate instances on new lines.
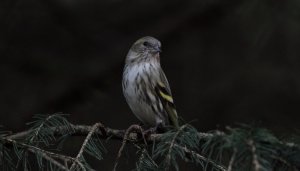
xmin=1 ymin=114 xmax=299 ymax=171
xmin=172 ymin=143 xmax=227 ymax=171
xmin=247 ymin=139 xmax=261 ymax=171
xmin=69 ymin=123 xmax=103 ymax=170
xmin=165 ymin=124 xmax=188 ymax=171
xmin=2 ymin=138 xmax=72 ymax=171
xmin=113 ymin=124 xmax=146 ymax=171
xmin=227 ymin=148 xmax=237 ymax=171
xmin=6 ymin=124 xmax=213 ymax=142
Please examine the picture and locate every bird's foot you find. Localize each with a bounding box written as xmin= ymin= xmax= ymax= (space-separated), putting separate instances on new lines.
xmin=143 ymin=127 xmax=157 ymax=135
xmin=143 ymin=124 xmax=166 ymax=137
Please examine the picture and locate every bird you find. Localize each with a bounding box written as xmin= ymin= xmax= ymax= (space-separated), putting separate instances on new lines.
xmin=122 ymin=36 xmax=179 ymax=130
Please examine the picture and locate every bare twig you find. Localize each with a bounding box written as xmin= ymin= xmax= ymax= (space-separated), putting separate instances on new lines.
xmin=227 ymin=148 xmax=237 ymax=171
xmin=170 ymin=143 xmax=227 ymax=171
xmin=69 ymin=123 xmax=103 ymax=170
xmin=247 ymin=139 xmax=261 ymax=171
xmin=113 ymin=124 xmax=146 ymax=171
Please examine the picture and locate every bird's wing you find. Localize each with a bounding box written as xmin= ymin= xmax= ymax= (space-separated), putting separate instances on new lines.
xmin=154 ymin=70 xmax=179 ymax=129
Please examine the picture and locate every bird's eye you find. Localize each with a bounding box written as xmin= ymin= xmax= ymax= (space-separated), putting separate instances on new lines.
xmin=143 ymin=41 xmax=150 ymax=47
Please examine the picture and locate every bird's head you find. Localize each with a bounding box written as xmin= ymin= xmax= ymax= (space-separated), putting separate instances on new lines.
xmin=126 ymin=36 xmax=162 ymax=63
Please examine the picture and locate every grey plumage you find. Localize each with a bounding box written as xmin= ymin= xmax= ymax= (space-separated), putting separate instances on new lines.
xmin=122 ymin=36 xmax=179 ymax=129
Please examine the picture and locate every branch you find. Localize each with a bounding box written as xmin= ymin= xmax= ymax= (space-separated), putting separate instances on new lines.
xmin=2 ymin=138 xmax=73 ymax=171
xmin=172 ymin=143 xmax=227 ymax=171
xmin=247 ymin=139 xmax=261 ymax=171
xmin=227 ymin=148 xmax=237 ymax=171
xmin=69 ymin=123 xmax=103 ymax=170
xmin=6 ymin=124 xmax=214 ymax=143
xmin=3 ymin=122 xmax=299 ymax=171
xmin=3 ymin=123 xmax=214 ymax=170
xmin=113 ymin=124 xmax=146 ymax=171
xmin=165 ymin=125 xmax=188 ymax=171
xmin=29 ymin=115 xmax=56 ymax=143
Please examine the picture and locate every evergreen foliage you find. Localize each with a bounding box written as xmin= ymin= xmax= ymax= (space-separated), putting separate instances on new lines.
xmin=0 ymin=114 xmax=299 ymax=171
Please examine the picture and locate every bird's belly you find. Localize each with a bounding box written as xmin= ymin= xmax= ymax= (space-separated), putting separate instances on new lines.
xmin=124 ymin=85 xmax=158 ymax=127
xmin=123 ymin=65 xmax=164 ymax=127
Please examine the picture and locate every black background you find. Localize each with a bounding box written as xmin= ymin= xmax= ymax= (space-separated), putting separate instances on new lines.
xmin=1 ymin=0 xmax=300 ymax=170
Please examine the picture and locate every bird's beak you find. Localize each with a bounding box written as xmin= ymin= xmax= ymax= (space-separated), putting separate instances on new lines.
xmin=154 ymin=46 xmax=162 ymax=53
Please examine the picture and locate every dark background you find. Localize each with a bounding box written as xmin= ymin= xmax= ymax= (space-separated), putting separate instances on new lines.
xmin=1 ymin=0 xmax=300 ymax=170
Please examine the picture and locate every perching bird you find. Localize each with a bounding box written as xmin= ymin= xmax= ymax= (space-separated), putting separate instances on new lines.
xmin=122 ymin=36 xmax=179 ymax=130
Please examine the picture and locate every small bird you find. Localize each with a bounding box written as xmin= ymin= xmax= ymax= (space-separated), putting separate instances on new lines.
xmin=122 ymin=36 xmax=179 ymax=130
